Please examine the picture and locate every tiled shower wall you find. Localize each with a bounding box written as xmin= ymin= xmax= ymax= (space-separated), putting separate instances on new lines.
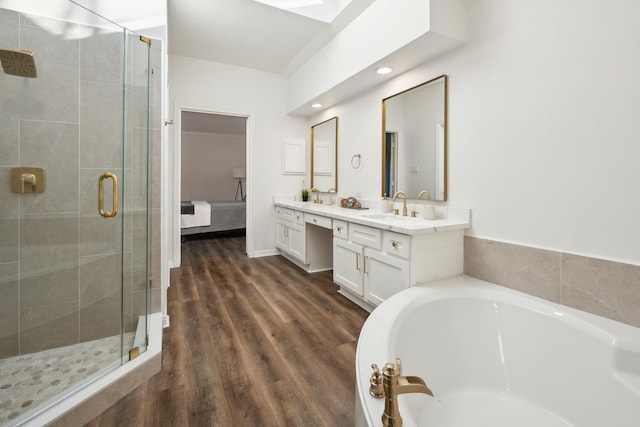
xmin=0 ymin=10 xmax=161 ymax=358
xmin=464 ymin=236 xmax=640 ymax=328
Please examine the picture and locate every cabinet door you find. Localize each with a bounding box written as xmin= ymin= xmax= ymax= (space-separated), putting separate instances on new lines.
xmin=333 ymin=239 xmax=364 ymax=296
xmin=288 ymin=223 xmax=305 ymax=262
xmin=364 ymin=249 xmax=409 ymax=306
xmin=275 ymin=221 xmax=289 ymax=252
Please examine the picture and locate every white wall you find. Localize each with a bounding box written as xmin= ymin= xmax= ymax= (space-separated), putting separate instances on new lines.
xmin=311 ymin=0 xmax=640 ymax=265
xmin=180 ymin=132 xmax=245 ymax=201
xmin=168 ymin=55 xmax=308 ymax=259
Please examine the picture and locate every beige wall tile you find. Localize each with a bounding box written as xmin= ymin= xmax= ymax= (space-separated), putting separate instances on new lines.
xmin=80 ymin=28 xmax=123 ymax=85
xmin=0 ymin=218 xmax=18 ymax=263
xmin=79 ymin=253 xmax=120 ymax=307
xmin=465 ymin=236 xmax=640 ymax=328
xmin=19 ymin=121 xmax=79 ymax=215
xmin=79 ymin=292 xmax=122 ymax=341
xmin=0 ymin=262 xmax=19 ymax=357
xmin=19 ymin=21 xmax=79 ymax=123
xmin=464 ymin=236 xmax=562 ymax=302
xmin=20 ymin=266 xmax=78 ymax=309
xmin=80 ymin=81 xmax=123 ymax=169
xmin=20 ymin=302 xmax=78 ymax=353
xmin=562 ymin=254 xmax=640 ymax=327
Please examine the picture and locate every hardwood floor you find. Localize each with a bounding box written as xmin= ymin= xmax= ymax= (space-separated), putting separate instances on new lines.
xmin=85 ymin=236 xmax=369 ymax=426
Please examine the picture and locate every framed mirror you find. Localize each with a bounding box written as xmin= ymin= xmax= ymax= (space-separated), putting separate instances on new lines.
xmin=382 ymin=75 xmax=447 ymax=201
xmin=311 ymin=116 xmax=338 ymax=192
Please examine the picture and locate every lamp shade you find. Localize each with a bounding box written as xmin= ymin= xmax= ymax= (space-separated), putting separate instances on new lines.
xmin=232 ymin=168 xmax=245 ymax=179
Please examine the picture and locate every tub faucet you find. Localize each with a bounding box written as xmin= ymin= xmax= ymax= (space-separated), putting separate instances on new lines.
xmin=380 ymin=358 xmax=433 ymax=427
xmin=392 ymin=191 xmax=408 ymax=216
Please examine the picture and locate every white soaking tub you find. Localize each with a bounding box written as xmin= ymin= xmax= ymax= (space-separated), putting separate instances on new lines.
xmin=355 ymin=275 xmax=640 ymax=427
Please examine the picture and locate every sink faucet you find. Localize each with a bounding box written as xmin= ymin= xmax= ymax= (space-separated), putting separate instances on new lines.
xmin=417 ymin=190 xmax=431 ymax=200
xmin=380 ymin=359 xmax=433 ymax=427
xmin=392 ymin=191 xmax=408 ymax=216
xmin=310 ymin=187 xmax=322 ymax=204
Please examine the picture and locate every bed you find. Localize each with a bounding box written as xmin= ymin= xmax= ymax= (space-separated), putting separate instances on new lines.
xmin=181 ymin=200 xmax=246 ymax=238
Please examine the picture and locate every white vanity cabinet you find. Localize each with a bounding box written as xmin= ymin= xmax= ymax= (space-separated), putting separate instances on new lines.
xmin=274 ymin=201 xmax=469 ymax=311
xmin=275 ymin=207 xmax=333 ymax=272
xmin=275 ymin=207 xmax=305 ymax=262
xmin=333 ymin=223 xmax=411 ymax=309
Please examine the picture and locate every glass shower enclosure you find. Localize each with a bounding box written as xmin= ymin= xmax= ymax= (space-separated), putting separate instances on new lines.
xmin=0 ymin=1 xmax=151 ymax=424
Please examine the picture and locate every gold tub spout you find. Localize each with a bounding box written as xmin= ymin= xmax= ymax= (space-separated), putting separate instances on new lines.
xmin=381 ymin=359 xmax=433 ymax=427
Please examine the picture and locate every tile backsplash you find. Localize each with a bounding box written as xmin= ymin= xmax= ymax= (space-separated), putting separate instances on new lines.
xmin=464 ymin=236 xmax=640 ymax=328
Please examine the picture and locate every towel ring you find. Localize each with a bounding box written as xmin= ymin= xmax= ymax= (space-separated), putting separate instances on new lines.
xmin=351 ymin=153 xmax=361 ymax=169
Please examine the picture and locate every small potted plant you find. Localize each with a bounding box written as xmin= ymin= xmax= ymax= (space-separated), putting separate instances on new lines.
xmin=301 ymin=188 xmax=309 ymax=202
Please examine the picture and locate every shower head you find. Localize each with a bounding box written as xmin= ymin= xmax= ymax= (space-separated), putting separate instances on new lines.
xmin=0 ymin=49 xmax=37 ymax=78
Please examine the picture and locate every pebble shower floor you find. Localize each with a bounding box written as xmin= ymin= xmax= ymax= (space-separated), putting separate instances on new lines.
xmin=0 ymin=332 xmax=135 ymax=425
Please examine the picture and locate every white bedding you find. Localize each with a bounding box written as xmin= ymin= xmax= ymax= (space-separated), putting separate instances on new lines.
xmin=180 ymin=201 xmax=246 ymax=236
xmin=180 ymin=201 xmax=211 ymax=228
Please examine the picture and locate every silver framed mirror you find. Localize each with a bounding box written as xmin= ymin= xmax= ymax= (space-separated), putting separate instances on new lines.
xmin=311 ymin=116 xmax=338 ymax=192
xmin=382 ymin=75 xmax=447 ymax=201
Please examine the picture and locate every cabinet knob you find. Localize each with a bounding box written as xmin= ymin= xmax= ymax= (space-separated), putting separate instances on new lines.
xmin=391 ymin=240 xmax=400 ymax=249
xmin=337 ymin=226 xmax=343 ymax=232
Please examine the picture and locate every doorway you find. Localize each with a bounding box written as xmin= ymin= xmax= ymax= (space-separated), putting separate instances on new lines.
xmin=177 ymin=110 xmax=249 ymax=252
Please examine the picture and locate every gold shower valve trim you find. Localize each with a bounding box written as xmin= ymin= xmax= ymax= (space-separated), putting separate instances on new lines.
xmin=10 ymin=167 xmax=46 ymax=193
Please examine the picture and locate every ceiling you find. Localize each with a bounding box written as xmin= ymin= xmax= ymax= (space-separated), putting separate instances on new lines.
xmin=168 ymin=0 xmax=374 ymax=76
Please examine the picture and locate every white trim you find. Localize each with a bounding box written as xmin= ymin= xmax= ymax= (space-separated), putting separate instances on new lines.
xmin=253 ymin=249 xmax=280 ymax=258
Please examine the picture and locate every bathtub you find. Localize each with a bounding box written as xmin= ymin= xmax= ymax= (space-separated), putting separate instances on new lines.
xmin=355 ymin=275 xmax=640 ymax=427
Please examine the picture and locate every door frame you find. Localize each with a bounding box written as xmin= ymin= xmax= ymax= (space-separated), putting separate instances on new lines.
xmin=169 ymin=104 xmax=254 ymax=269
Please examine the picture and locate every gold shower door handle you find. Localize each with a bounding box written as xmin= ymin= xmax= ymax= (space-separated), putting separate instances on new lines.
xmin=98 ymin=172 xmax=118 ymax=218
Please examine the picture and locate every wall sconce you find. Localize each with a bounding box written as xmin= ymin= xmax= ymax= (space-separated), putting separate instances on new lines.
xmin=233 ymin=167 xmax=246 ymax=201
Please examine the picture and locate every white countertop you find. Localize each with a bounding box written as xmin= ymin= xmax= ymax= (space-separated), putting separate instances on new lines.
xmin=274 ymin=199 xmax=471 ymax=236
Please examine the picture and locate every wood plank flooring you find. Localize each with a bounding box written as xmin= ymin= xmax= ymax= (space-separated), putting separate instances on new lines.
xmin=85 ymin=236 xmax=369 ymax=426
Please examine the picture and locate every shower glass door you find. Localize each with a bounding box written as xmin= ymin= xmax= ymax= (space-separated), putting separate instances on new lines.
xmin=0 ymin=1 xmax=150 ymax=423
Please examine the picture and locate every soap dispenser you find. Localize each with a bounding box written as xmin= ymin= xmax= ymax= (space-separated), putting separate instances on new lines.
xmin=381 ymin=194 xmax=392 ymax=213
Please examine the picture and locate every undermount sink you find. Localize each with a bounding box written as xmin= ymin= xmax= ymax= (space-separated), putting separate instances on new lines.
xmin=362 ymin=213 xmax=415 ymax=223
xmin=361 ymin=212 xmax=438 ymax=226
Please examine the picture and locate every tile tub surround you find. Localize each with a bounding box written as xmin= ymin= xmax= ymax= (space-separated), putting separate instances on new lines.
xmin=464 ymin=236 xmax=640 ymax=328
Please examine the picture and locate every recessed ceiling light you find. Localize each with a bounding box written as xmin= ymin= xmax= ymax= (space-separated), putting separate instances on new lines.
xmin=311 ymin=103 xmax=322 ymax=108
xmin=376 ymin=66 xmax=393 ymax=75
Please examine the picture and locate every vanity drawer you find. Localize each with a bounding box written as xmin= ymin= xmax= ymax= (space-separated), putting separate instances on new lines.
xmin=333 ymin=220 xmax=348 ymax=239
xmin=276 ymin=207 xmax=294 ymax=221
xmin=292 ymin=210 xmax=304 ymax=225
xmin=349 ymin=224 xmax=382 ymax=250
xmin=383 ymin=231 xmax=411 ymax=259
xmin=305 ymin=213 xmax=331 ymax=229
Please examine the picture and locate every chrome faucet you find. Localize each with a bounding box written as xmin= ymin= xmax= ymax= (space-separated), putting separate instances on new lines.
xmin=392 ymin=191 xmax=408 ymax=216
xmin=417 ymin=190 xmax=431 ymax=200
xmin=380 ymin=359 xmax=433 ymax=427
xmin=310 ymin=187 xmax=322 ymax=204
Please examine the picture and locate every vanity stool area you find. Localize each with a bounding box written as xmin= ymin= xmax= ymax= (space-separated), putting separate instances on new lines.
xmin=274 ymin=200 xmax=471 ymax=311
